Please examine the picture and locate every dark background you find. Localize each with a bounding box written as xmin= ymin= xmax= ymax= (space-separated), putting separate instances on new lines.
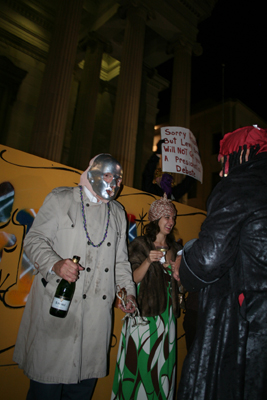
xmin=156 ymin=0 xmax=267 ymax=122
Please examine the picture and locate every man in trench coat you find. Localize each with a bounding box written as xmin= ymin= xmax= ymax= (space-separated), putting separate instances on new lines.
xmin=13 ymin=154 xmax=137 ymax=400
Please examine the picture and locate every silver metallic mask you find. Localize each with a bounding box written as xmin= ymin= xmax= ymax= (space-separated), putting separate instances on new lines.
xmin=87 ymin=154 xmax=123 ymax=201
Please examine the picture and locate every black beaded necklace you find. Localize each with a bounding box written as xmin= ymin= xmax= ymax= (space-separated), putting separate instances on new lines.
xmin=79 ymin=185 xmax=110 ymax=247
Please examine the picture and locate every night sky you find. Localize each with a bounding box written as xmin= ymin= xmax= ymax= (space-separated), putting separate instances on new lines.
xmin=156 ymin=0 xmax=267 ymax=123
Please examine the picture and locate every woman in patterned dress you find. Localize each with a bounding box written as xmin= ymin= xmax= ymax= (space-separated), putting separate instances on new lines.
xmin=111 ymin=194 xmax=182 ymax=400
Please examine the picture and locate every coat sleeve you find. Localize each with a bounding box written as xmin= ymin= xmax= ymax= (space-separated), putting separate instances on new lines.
xmin=113 ymin=206 xmax=136 ymax=298
xmin=23 ymin=190 xmax=63 ymax=281
xmin=128 ymin=238 xmax=148 ymax=272
xmin=171 ymin=175 xmax=194 ymax=201
xmin=180 ymin=178 xmax=247 ymax=291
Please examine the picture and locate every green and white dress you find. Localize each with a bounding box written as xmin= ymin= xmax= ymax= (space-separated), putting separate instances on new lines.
xmin=111 ymin=266 xmax=176 ymax=400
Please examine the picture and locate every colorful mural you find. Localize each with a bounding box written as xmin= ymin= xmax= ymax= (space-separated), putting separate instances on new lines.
xmin=0 ymin=145 xmax=206 ymax=399
xmin=0 ymin=182 xmax=36 ymax=305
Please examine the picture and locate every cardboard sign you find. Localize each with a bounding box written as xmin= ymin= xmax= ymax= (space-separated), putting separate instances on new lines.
xmin=161 ymin=126 xmax=203 ymax=183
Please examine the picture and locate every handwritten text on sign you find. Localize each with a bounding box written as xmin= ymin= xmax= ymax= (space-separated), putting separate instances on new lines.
xmin=161 ymin=126 xmax=203 ymax=183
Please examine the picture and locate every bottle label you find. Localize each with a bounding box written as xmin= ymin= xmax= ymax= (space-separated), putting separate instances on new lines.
xmin=51 ymin=296 xmax=70 ymax=311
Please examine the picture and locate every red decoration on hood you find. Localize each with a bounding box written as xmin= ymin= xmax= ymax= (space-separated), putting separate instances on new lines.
xmin=218 ymin=126 xmax=267 ymax=175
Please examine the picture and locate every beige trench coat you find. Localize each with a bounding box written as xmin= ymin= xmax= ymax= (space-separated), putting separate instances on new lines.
xmin=13 ymin=186 xmax=136 ymax=384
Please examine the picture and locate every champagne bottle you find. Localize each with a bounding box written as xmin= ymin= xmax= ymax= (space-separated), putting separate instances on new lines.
xmin=50 ymin=255 xmax=80 ymax=318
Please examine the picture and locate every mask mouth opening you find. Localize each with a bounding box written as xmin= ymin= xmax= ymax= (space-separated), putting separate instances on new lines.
xmin=105 ymin=186 xmax=115 ymax=198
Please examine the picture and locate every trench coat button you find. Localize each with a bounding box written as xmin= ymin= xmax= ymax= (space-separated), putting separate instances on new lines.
xmin=86 ymin=267 xmax=91 ymax=272
xmin=83 ymin=294 xmax=87 ymax=299
xmin=87 ymin=241 xmax=90 ymax=245
xmin=71 ymin=224 xmax=74 ymax=228
xmin=86 ymin=203 xmax=89 ymax=207
xmin=107 ymin=242 xmax=111 ymax=247
xmin=102 ymin=295 xmax=107 ymax=300
xmin=56 ymin=279 xmax=60 ymax=283
xmin=105 ymin=268 xmax=109 ymax=272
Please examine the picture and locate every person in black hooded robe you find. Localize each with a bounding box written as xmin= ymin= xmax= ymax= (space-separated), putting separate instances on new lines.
xmin=175 ymin=125 xmax=267 ymax=400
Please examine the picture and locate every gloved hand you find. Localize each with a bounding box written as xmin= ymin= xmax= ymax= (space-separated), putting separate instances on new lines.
xmin=156 ymin=139 xmax=165 ymax=155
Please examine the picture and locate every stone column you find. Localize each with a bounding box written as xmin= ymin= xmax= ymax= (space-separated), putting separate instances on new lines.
xmin=169 ymin=38 xmax=202 ymax=195
xmin=69 ymin=36 xmax=106 ymax=170
xmin=0 ymin=56 xmax=27 ymax=146
xmin=169 ymin=38 xmax=192 ymax=190
xmin=109 ymin=5 xmax=147 ymax=187
xmin=170 ymin=39 xmax=193 ymax=128
xmin=30 ymin=0 xmax=83 ymax=162
xmin=134 ymin=69 xmax=169 ymax=189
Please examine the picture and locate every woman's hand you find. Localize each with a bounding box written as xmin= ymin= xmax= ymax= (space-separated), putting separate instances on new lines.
xmin=133 ymin=250 xmax=162 ymax=284
xmin=147 ymin=250 xmax=164 ymax=264
xmin=170 ymin=255 xmax=182 ymax=282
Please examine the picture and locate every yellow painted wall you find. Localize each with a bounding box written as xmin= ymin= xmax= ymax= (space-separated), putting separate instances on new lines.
xmin=0 ymin=145 xmax=206 ymax=399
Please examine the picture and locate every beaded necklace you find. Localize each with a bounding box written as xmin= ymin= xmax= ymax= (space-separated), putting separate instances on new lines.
xmin=79 ymin=185 xmax=110 ymax=247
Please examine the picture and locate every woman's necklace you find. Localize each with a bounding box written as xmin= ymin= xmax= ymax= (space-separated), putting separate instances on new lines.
xmin=79 ymin=185 xmax=110 ymax=248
